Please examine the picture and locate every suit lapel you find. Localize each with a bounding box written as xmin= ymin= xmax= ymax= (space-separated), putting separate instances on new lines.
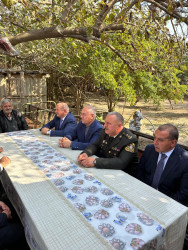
xmin=159 ymin=147 xmax=179 ymax=185
xmin=60 ymin=113 xmax=69 ymax=129
xmin=149 ymin=150 xmax=159 ymax=183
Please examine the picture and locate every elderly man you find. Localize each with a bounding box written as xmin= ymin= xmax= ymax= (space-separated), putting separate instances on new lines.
xmin=78 ymin=112 xmax=138 ymax=176
xmin=59 ymin=104 xmax=103 ymax=150
xmin=0 ymin=148 xmax=29 ymax=249
xmin=41 ymin=102 xmax=77 ymax=137
xmin=0 ymin=99 xmax=28 ymax=133
xmin=136 ymin=124 xmax=188 ymax=249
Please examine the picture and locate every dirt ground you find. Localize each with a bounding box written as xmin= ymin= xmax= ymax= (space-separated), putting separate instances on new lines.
xmin=85 ymin=93 xmax=188 ymax=147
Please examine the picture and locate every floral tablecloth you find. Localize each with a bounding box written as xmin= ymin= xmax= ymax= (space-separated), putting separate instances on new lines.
xmin=7 ymin=130 xmax=167 ymax=250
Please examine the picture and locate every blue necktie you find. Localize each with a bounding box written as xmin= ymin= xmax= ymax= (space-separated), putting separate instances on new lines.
xmin=59 ymin=119 xmax=64 ymax=129
xmin=152 ymin=153 xmax=167 ymax=189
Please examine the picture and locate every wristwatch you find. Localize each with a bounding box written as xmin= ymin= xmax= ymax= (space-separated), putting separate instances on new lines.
xmin=47 ymin=130 xmax=51 ymax=135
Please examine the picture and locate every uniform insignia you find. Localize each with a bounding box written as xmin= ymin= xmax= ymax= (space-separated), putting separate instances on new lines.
xmin=126 ymin=134 xmax=132 ymax=139
xmin=125 ymin=143 xmax=135 ymax=153
xmin=112 ymin=147 xmax=120 ymax=151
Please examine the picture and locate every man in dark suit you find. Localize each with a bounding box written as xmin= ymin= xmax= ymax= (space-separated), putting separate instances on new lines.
xmin=0 ymin=149 xmax=29 ymax=250
xmin=136 ymin=124 xmax=188 ymax=249
xmin=41 ymin=102 xmax=77 ymax=137
xmin=59 ymin=105 xmax=103 ymax=150
xmin=136 ymin=123 xmax=188 ymax=206
xmin=78 ymin=112 xmax=138 ymax=176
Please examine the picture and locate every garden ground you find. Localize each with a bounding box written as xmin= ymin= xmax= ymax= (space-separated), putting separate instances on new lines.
xmin=85 ymin=93 xmax=188 ymax=147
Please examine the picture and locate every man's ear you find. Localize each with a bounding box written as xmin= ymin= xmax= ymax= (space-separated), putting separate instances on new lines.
xmin=171 ymin=139 xmax=177 ymax=148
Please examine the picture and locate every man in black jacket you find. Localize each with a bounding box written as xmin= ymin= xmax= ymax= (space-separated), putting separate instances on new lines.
xmin=0 ymin=99 xmax=28 ymax=133
xmin=78 ymin=112 xmax=138 ymax=176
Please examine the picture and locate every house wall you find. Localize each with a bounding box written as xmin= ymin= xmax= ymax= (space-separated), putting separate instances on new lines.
xmin=0 ymin=72 xmax=48 ymax=111
xmin=0 ymin=71 xmax=56 ymax=126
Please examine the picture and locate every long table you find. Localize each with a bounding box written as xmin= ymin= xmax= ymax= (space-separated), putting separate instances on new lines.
xmin=0 ymin=129 xmax=187 ymax=250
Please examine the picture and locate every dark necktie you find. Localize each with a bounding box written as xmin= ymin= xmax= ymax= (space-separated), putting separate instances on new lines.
xmin=85 ymin=126 xmax=89 ymax=137
xmin=59 ymin=119 xmax=63 ymax=129
xmin=152 ymin=153 xmax=167 ymax=189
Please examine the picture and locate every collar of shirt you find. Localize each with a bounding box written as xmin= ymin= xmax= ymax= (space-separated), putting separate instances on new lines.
xmin=60 ymin=115 xmax=67 ymax=123
xmin=158 ymin=147 xmax=175 ymax=169
xmin=4 ymin=112 xmax=12 ymax=120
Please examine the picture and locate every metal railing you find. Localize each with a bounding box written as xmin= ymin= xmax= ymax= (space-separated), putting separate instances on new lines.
xmin=22 ymin=101 xmax=56 ymax=128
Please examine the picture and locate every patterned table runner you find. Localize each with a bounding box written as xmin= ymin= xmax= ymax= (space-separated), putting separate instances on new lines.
xmin=9 ymin=130 xmax=166 ymax=250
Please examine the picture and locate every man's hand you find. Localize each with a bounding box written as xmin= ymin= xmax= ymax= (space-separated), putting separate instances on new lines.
xmin=78 ymin=153 xmax=88 ymax=163
xmin=0 ymin=156 xmax=11 ymax=167
xmin=0 ymin=201 xmax=12 ymax=219
xmin=59 ymin=137 xmax=71 ymax=148
xmin=79 ymin=157 xmax=95 ymax=168
xmin=0 ymin=147 xmax=3 ymax=153
xmin=41 ymin=127 xmax=50 ymax=135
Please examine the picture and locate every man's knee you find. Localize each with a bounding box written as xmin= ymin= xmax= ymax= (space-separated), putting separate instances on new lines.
xmin=0 ymin=222 xmax=25 ymax=249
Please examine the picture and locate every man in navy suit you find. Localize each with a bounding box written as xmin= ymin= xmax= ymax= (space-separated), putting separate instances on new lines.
xmin=41 ymin=102 xmax=77 ymax=137
xmin=137 ymin=123 xmax=188 ymax=206
xmin=59 ymin=105 xmax=103 ymax=150
xmin=0 ymin=148 xmax=29 ymax=249
xmin=136 ymin=124 xmax=188 ymax=249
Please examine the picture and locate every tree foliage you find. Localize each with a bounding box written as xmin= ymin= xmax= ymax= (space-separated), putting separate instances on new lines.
xmin=0 ymin=0 xmax=187 ymax=111
xmin=0 ymin=0 xmax=187 ymax=57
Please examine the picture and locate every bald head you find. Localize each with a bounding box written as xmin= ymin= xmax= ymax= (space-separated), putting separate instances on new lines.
xmin=55 ymin=102 xmax=69 ymax=118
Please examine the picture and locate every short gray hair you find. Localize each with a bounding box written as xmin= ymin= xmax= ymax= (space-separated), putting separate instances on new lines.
xmin=157 ymin=124 xmax=179 ymax=141
xmin=1 ymin=99 xmax=12 ymax=107
xmin=58 ymin=102 xmax=69 ymax=112
xmin=107 ymin=112 xmax=124 ymax=126
xmin=84 ymin=104 xmax=96 ymax=118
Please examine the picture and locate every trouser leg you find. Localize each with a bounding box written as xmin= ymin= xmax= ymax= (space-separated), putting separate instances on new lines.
xmin=0 ymin=222 xmax=29 ymax=250
xmin=183 ymin=224 xmax=188 ymax=250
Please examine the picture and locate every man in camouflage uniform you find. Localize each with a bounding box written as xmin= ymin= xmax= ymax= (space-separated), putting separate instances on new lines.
xmin=78 ymin=112 xmax=138 ymax=177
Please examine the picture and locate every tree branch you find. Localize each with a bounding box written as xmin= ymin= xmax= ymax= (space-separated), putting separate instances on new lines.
xmin=60 ymin=0 xmax=77 ymax=23
xmin=90 ymin=36 xmax=135 ymax=71
xmin=101 ymin=22 xmax=136 ymax=32
xmin=93 ymin=0 xmax=119 ymax=37
xmin=146 ymin=0 xmax=188 ymax=25
xmin=8 ymin=26 xmax=88 ymax=45
xmin=116 ymin=0 xmax=139 ymax=22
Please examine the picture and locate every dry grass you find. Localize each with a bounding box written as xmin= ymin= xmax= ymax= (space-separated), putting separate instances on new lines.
xmin=85 ymin=93 xmax=188 ymax=147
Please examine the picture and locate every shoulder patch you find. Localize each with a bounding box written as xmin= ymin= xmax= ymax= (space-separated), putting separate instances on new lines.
xmin=125 ymin=133 xmax=132 ymax=139
xmin=125 ymin=143 xmax=135 ymax=153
